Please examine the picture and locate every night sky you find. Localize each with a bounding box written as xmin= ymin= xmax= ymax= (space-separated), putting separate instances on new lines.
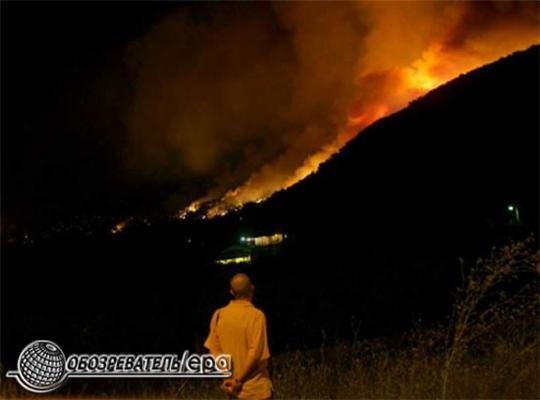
xmin=2 ymin=2 xmax=178 ymax=232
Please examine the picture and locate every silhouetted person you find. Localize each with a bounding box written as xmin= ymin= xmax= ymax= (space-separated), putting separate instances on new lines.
xmin=205 ymin=273 xmax=272 ymax=399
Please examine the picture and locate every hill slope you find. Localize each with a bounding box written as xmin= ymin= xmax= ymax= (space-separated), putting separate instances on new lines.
xmin=242 ymin=45 xmax=539 ymax=255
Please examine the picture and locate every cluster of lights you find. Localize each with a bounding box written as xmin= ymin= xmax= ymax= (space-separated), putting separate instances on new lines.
xmin=216 ymin=256 xmax=251 ymax=265
xmin=239 ymin=233 xmax=286 ymax=247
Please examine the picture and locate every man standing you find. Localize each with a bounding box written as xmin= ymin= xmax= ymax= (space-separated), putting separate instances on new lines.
xmin=204 ymin=273 xmax=272 ymax=399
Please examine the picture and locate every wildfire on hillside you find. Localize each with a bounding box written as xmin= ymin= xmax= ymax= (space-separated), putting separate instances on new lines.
xmin=123 ymin=2 xmax=539 ymax=221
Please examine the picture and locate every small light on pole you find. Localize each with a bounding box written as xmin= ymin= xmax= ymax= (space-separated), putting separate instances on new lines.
xmin=507 ymin=204 xmax=521 ymax=225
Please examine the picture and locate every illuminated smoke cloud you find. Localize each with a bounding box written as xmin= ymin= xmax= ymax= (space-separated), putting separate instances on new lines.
xmin=124 ymin=2 xmax=539 ymax=218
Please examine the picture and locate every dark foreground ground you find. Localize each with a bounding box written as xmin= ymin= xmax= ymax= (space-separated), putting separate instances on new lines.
xmin=2 ymin=238 xmax=538 ymax=399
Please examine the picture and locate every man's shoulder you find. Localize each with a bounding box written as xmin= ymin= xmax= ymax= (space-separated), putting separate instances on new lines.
xmin=252 ymin=306 xmax=265 ymax=316
xmin=250 ymin=306 xmax=266 ymax=321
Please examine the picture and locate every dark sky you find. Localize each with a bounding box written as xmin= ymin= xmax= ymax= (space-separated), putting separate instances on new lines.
xmin=2 ymin=2 xmax=183 ymax=231
xmin=2 ymin=1 xmax=365 ymax=233
xmin=1 ymin=2 xmax=297 ymax=233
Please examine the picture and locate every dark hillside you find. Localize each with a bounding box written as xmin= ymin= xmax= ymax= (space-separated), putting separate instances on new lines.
xmin=249 ymin=45 xmax=539 ymax=256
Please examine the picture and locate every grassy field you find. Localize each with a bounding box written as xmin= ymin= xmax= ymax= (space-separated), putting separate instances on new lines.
xmin=2 ymin=238 xmax=538 ymax=399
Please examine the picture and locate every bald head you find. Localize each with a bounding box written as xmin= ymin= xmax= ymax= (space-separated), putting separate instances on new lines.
xmin=230 ymin=273 xmax=254 ymax=300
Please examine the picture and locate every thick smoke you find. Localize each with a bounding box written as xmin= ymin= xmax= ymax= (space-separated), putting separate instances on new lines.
xmin=124 ymin=2 xmax=539 ymax=217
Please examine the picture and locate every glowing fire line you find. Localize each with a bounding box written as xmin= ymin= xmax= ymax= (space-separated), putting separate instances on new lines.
xmin=177 ymin=45 xmax=460 ymax=219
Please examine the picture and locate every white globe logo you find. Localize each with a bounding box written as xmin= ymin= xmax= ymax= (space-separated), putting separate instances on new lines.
xmin=17 ymin=340 xmax=66 ymax=391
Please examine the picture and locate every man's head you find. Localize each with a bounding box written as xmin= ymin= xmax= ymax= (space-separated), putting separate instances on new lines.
xmin=230 ymin=273 xmax=254 ymax=300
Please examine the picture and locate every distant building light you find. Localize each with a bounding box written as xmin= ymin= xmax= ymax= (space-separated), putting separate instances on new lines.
xmin=216 ymin=256 xmax=251 ymax=265
xmin=243 ymin=233 xmax=285 ymax=247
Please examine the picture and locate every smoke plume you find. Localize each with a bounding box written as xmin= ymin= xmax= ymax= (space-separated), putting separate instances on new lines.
xmin=124 ymin=2 xmax=539 ymax=218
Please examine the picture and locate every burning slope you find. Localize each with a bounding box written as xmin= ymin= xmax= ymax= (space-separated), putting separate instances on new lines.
xmin=125 ymin=2 xmax=539 ymax=220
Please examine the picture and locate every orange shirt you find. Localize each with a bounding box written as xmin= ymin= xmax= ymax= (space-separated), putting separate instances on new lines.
xmin=204 ymin=300 xmax=272 ymax=399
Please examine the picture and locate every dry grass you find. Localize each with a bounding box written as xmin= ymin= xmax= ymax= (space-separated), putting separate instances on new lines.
xmin=270 ymin=332 xmax=538 ymax=399
xmin=2 ymin=238 xmax=538 ymax=399
xmin=3 ymin=336 xmax=537 ymax=399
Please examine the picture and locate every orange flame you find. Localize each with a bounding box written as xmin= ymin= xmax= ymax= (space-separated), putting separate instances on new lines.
xmin=178 ymin=3 xmax=539 ymax=220
xmin=111 ymin=217 xmax=133 ymax=234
